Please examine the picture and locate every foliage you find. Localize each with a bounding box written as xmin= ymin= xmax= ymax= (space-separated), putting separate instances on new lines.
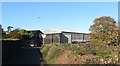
xmin=2 ymin=34 xmax=10 ymax=39
xmin=89 ymin=16 xmax=119 ymax=45
xmin=2 ymin=29 xmax=33 ymax=39
xmin=40 ymin=44 xmax=118 ymax=64
xmin=9 ymin=29 xmax=21 ymax=39
xmin=118 ymin=27 xmax=120 ymax=45
xmin=2 ymin=28 xmax=20 ymax=39
xmin=18 ymin=29 xmax=33 ymax=39
xmin=41 ymin=44 xmax=60 ymax=64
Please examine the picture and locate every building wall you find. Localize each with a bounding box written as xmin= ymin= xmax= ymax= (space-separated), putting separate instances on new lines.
xmin=44 ymin=34 xmax=52 ymax=44
xmin=52 ymin=34 xmax=60 ymax=43
xmin=44 ymin=32 xmax=90 ymax=44
xmin=44 ymin=33 xmax=60 ymax=44
xmin=60 ymin=33 xmax=68 ymax=43
xmin=83 ymin=34 xmax=90 ymax=41
xmin=71 ymin=33 xmax=83 ymax=42
xmin=26 ymin=31 xmax=43 ymax=47
xmin=71 ymin=33 xmax=90 ymax=43
xmin=62 ymin=33 xmax=72 ymax=43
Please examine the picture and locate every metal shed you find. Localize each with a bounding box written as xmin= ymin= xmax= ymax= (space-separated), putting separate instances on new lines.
xmin=43 ymin=29 xmax=90 ymax=44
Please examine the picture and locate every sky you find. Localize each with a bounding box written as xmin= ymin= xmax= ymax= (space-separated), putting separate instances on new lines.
xmin=2 ymin=2 xmax=118 ymax=33
xmin=2 ymin=0 xmax=120 ymax=2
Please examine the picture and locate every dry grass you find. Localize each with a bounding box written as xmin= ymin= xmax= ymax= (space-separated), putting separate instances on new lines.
xmin=40 ymin=44 xmax=119 ymax=64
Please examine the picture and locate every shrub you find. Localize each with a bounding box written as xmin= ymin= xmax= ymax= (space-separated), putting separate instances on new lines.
xmin=18 ymin=29 xmax=33 ymax=39
xmin=2 ymin=29 xmax=20 ymax=39
xmin=40 ymin=44 xmax=118 ymax=64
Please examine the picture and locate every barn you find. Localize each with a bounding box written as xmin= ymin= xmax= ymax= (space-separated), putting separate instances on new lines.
xmin=43 ymin=29 xmax=90 ymax=44
xmin=26 ymin=30 xmax=43 ymax=47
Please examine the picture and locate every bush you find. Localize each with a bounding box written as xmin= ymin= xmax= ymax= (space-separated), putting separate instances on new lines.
xmin=18 ymin=29 xmax=33 ymax=39
xmin=2 ymin=29 xmax=20 ymax=39
xmin=40 ymin=44 xmax=118 ymax=64
xmin=2 ymin=34 xmax=10 ymax=39
xmin=9 ymin=29 xmax=21 ymax=39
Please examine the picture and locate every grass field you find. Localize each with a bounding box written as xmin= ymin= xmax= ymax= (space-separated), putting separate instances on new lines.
xmin=40 ymin=44 xmax=119 ymax=64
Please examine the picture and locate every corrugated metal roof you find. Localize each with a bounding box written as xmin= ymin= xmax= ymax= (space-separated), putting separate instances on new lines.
xmin=43 ymin=29 xmax=90 ymax=34
xmin=43 ymin=29 xmax=62 ymax=34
